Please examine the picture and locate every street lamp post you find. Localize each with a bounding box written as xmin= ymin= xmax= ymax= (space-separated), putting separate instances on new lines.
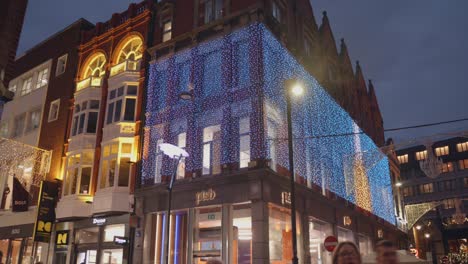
xmin=285 ymin=79 xmax=303 ymax=264
xmin=159 ymin=143 xmax=189 ymax=264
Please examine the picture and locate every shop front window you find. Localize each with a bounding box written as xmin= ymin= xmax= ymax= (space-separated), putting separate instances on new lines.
xmin=268 ymin=204 xmax=303 ymax=264
xmin=76 ymin=250 xmax=97 ymax=264
xmin=194 ymin=206 xmax=222 ymax=263
xmin=76 ymin=227 xmax=100 ymax=244
xmin=357 ymin=234 xmax=372 ymax=257
xmin=233 ymin=203 xmax=252 ymax=264
xmin=101 ymin=249 xmax=123 ymax=264
xmin=153 ymin=211 xmax=189 ymax=264
xmin=337 ymin=227 xmax=355 ymax=244
xmin=104 ymin=225 xmax=125 ymax=242
xmin=309 ymin=219 xmax=333 ymax=264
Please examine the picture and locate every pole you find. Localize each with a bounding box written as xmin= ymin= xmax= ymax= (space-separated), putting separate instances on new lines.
xmin=164 ymin=155 xmax=183 ymax=264
xmin=286 ymin=82 xmax=299 ymax=264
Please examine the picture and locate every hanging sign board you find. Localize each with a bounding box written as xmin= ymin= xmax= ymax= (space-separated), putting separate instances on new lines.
xmin=33 ymin=181 xmax=59 ymax=243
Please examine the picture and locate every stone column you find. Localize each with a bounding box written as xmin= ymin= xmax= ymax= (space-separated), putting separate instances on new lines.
xmin=251 ymin=200 xmax=270 ymax=264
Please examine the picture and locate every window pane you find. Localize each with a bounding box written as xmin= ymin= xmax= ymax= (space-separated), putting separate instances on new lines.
xmin=90 ymin=100 xmax=100 ymax=109
xmin=78 ymin=113 xmax=85 ymax=134
xmin=123 ymin=98 xmax=136 ymax=121
xmin=14 ymin=114 xmax=26 ymax=137
xmin=240 ymin=135 xmax=250 ymax=168
xmin=80 ymin=167 xmax=91 ymax=194
xmin=118 ymin=158 xmax=130 ymax=187
xmin=111 ymin=143 xmax=119 ymax=154
xmin=72 ymin=116 xmax=78 ymax=136
xmin=110 ymin=90 xmax=116 ymax=100
xmin=117 ymin=87 xmax=124 ymax=97
xmin=107 ymin=102 xmax=114 ymax=124
xmin=109 ymin=159 xmax=116 ymax=187
xmin=203 ymin=143 xmax=211 ymax=175
xmin=104 ymin=224 xmax=125 ymax=242
xmin=70 ymin=168 xmax=78 ymax=195
xmin=127 ymin=85 xmax=137 ymax=95
xmin=100 ymin=160 xmax=108 ymax=189
xmin=121 ymin=143 xmax=132 ymax=154
xmin=86 ymin=112 xmax=98 ymax=133
xmin=76 ymin=228 xmax=99 ymax=244
xmin=114 ymin=100 xmax=122 ymax=122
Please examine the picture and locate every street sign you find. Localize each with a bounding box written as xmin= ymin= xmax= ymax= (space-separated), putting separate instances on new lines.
xmin=324 ymin=236 xmax=338 ymax=252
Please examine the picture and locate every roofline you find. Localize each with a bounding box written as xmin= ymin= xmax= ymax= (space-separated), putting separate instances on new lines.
xmin=15 ymin=18 xmax=95 ymax=60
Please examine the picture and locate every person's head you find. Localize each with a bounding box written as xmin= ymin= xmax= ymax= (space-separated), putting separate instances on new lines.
xmin=332 ymin=241 xmax=362 ymax=264
xmin=206 ymin=258 xmax=223 ymax=264
xmin=375 ymin=240 xmax=398 ymax=264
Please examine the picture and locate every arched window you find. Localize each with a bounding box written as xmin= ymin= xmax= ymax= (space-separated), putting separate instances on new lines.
xmin=116 ymin=36 xmax=143 ymax=64
xmin=83 ymin=53 xmax=107 ymax=79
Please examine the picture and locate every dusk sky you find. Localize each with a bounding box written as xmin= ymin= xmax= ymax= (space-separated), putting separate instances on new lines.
xmin=17 ymin=0 xmax=468 ymax=146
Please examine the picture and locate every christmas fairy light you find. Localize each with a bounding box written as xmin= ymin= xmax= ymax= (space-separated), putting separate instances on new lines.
xmin=142 ymin=23 xmax=396 ymax=224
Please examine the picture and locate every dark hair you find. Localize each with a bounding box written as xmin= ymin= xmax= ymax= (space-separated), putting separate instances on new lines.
xmin=376 ymin=240 xmax=394 ymax=249
xmin=332 ymin=241 xmax=362 ymax=264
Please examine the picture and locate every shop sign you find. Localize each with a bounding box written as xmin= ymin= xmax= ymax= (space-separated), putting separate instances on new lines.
xmin=324 ymin=236 xmax=338 ymax=252
xmin=93 ymin=218 xmax=107 ymax=225
xmin=281 ymin=192 xmax=291 ymax=205
xmin=207 ymin=214 xmax=216 ymax=220
xmin=343 ymin=216 xmax=352 ymax=226
xmin=33 ymin=181 xmax=59 ymax=243
xmin=56 ymin=230 xmax=69 ymax=247
xmin=11 ymin=228 xmax=21 ymax=235
xmin=195 ymin=188 xmax=216 ymax=205
xmin=12 ymin=177 xmax=29 ymax=212
xmin=113 ymin=236 xmax=129 ymax=245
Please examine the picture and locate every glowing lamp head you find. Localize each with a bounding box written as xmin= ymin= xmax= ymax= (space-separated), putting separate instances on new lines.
xmin=416 ymin=225 xmax=422 ymax=230
xmin=395 ymin=182 xmax=402 ymax=187
xmin=159 ymin=143 xmax=190 ymax=159
xmin=290 ymin=82 xmax=304 ymax=96
xmin=424 ymin=233 xmax=430 ymax=239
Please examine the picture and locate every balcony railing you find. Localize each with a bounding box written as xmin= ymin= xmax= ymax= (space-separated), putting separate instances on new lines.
xmin=76 ymin=77 xmax=103 ymax=92
xmin=110 ymin=60 xmax=141 ymax=77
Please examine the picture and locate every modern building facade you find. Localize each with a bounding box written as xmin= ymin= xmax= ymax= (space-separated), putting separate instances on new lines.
xmin=137 ymin=0 xmax=405 ymax=262
xmin=53 ymin=2 xmax=154 ymax=264
xmin=0 ymin=19 xmax=93 ymax=264
xmin=397 ymin=137 xmax=468 ymax=262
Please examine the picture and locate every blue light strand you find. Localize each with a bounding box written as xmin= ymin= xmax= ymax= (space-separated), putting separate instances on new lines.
xmin=142 ymin=23 xmax=396 ymax=224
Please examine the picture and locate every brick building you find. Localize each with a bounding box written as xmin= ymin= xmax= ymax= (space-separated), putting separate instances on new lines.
xmin=0 ymin=19 xmax=93 ymax=263
xmin=397 ymin=137 xmax=468 ymax=262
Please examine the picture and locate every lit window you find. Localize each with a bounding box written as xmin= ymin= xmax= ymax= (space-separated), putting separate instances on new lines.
xmin=26 ymin=108 xmax=41 ymax=132
xmin=162 ymin=20 xmax=172 ymax=42
xmin=415 ymin=150 xmax=427 ymax=161
xmin=176 ymin=132 xmax=187 ymax=179
xmin=71 ymin=100 xmax=100 ymax=136
xmin=239 ymin=117 xmax=250 ymax=168
xmin=456 ymin=142 xmax=468 ymax=152
xmin=100 ymin=143 xmax=119 ymax=189
xmin=442 ymin=199 xmax=455 ymax=209
xmin=154 ymin=139 xmax=164 ymax=183
xmin=13 ymin=113 xmax=26 ymax=137
xmin=435 ymin=146 xmax=449 ymax=156
xmin=419 ymin=183 xmax=433 ymax=194
xmin=48 ymin=99 xmax=60 ymax=122
xmin=103 ymin=224 xmax=125 ymax=242
xmin=106 ymin=85 xmax=137 ymax=125
xmin=440 ymin=162 xmax=454 ymax=173
xmin=63 ymin=152 xmax=93 ymax=196
xmin=204 ymin=0 xmax=223 ymax=24
xmin=21 ymin=77 xmax=33 ymax=96
xmin=459 ymin=159 xmax=468 ymax=170
xmin=272 ymin=1 xmax=282 ymax=22
xmin=203 ymin=125 xmax=221 ymax=175
xmin=56 ymin=54 xmax=68 ymax=76
xmin=403 ymin=187 xmax=413 ymax=197
xmin=397 ymin=154 xmax=408 ymax=164
xmin=304 ymin=38 xmax=311 ymax=56
xmin=36 ymin=68 xmax=49 ymax=89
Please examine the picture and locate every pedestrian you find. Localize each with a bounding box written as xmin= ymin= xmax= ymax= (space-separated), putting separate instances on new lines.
xmin=375 ymin=240 xmax=398 ymax=264
xmin=332 ymin=241 xmax=362 ymax=264
xmin=206 ymin=258 xmax=223 ymax=264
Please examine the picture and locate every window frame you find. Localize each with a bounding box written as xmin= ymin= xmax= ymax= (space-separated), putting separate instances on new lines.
xmin=435 ymin=146 xmax=449 ymax=156
xmin=239 ymin=117 xmax=251 ymax=169
xmin=456 ymin=142 xmax=468 ymax=152
xmin=99 ymin=141 xmax=133 ymax=189
xmin=271 ymin=1 xmax=282 ymax=23
xmin=415 ymin=150 xmax=427 ymax=161
xmin=202 ymin=124 xmax=222 ymax=175
xmin=397 ymin=154 xmax=408 ymax=164
xmin=63 ymin=151 xmax=94 ymax=196
xmin=48 ymin=99 xmax=60 ymax=122
xmin=56 ymin=54 xmax=68 ymax=76
xmin=26 ymin=108 xmax=42 ymax=133
xmin=71 ymin=100 xmax=100 ymax=137
xmin=419 ymin=183 xmax=433 ymax=194
xmin=20 ymin=77 xmax=33 ymax=96
xmin=105 ymin=84 xmax=138 ymax=125
xmin=162 ymin=20 xmax=172 ymax=42
xmin=36 ymin=68 xmax=49 ymax=89
xmin=203 ymin=0 xmax=223 ymax=24
xmin=13 ymin=113 xmax=26 ymax=138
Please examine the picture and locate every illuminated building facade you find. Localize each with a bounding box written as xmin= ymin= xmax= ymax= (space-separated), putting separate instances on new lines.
xmin=53 ymin=2 xmax=153 ymax=264
xmin=397 ymin=137 xmax=468 ymax=261
xmin=138 ymin=18 xmax=404 ymax=264
xmin=0 ymin=19 xmax=93 ymax=264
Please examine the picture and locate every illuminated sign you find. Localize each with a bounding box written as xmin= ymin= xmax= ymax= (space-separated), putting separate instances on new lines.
xmin=195 ymin=189 xmax=216 ymax=205
xmin=281 ymin=192 xmax=291 ymax=205
xmin=113 ymin=236 xmax=129 ymax=245
xmin=56 ymin=230 xmax=69 ymax=246
xmin=11 ymin=229 xmax=20 ymax=235
xmin=93 ymin=218 xmax=107 ymax=225
xmin=33 ymin=181 xmax=59 ymax=243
